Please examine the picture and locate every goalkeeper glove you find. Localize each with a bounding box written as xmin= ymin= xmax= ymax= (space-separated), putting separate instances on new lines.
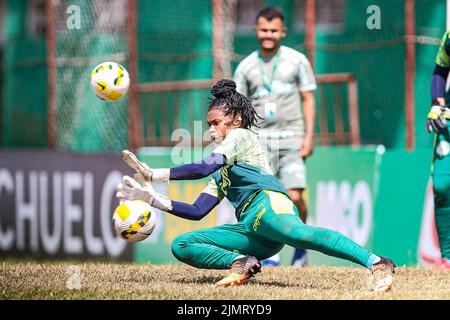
xmin=427 ymin=102 xmax=448 ymax=133
xmin=122 ymin=149 xmax=170 ymax=183
xmin=116 ymin=175 xmax=172 ymax=212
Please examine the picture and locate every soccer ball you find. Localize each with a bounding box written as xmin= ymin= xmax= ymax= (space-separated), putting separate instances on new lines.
xmin=112 ymin=200 xmax=156 ymax=243
xmin=89 ymin=62 xmax=130 ymax=102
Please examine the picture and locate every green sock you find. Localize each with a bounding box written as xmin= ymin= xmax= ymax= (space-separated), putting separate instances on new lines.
xmin=435 ymin=207 xmax=450 ymax=259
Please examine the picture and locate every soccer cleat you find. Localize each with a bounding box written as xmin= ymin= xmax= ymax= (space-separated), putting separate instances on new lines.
xmin=216 ymin=256 xmax=262 ymax=287
xmin=369 ymin=256 xmax=397 ymax=292
xmin=261 ymin=259 xmax=281 ymax=267
xmin=292 ymin=248 xmax=308 ymax=267
xmin=261 ymin=253 xmax=281 ymax=267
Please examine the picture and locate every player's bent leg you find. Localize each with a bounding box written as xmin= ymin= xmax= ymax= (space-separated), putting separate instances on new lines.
xmin=264 ymin=216 xmax=374 ymax=267
xmin=171 ymin=223 xmax=283 ymax=286
xmin=171 ymin=232 xmax=237 ymax=269
xmin=260 ymin=213 xmax=396 ymax=291
xmin=172 ymin=233 xmax=260 ymax=287
xmin=252 ymin=191 xmax=396 ymax=291
xmin=249 ymin=191 xmax=372 ymax=267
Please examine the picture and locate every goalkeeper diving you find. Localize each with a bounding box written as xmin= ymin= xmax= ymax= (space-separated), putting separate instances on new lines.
xmin=117 ymin=79 xmax=396 ymax=291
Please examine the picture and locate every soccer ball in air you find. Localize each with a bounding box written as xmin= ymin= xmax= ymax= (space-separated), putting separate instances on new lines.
xmin=89 ymin=62 xmax=130 ymax=102
xmin=112 ymin=200 xmax=156 ymax=243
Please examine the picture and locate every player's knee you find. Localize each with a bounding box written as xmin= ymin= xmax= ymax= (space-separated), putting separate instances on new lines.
xmin=433 ymin=178 xmax=450 ymax=207
xmin=171 ymin=233 xmax=193 ymax=262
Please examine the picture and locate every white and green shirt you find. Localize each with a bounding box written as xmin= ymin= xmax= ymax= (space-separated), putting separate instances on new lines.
xmin=203 ymin=128 xmax=288 ymax=219
xmin=233 ymin=46 xmax=316 ymax=150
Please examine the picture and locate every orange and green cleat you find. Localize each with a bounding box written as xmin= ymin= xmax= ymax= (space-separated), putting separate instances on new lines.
xmin=369 ymin=256 xmax=397 ymax=292
xmin=216 ymin=255 xmax=262 ymax=287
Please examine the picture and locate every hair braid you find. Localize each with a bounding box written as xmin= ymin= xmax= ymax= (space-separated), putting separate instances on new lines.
xmin=208 ymin=79 xmax=263 ymax=129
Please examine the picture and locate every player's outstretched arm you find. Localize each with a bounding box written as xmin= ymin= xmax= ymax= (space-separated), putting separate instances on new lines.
xmin=122 ymin=149 xmax=227 ymax=183
xmin=116 ymin=175 xmax=220 ymax=221
xmin=169 ymin=193 xmax=220 ymax=221
xmin=169 ymin=153 xmax=227 ymax=181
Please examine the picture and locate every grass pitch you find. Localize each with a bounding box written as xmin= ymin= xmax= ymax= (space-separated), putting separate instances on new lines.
xmin=1 ymin=261 xmax=449 ymax=300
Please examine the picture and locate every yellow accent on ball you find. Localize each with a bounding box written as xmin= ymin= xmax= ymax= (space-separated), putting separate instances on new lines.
xmin=96 ymin=81 xmax=109 ymax=93
xmin=116 ymin=67 xmax=124 ymax=86
xmin=128 ymin=210 xmax=150 ymax=233
xmin=105 ymin=89 xmax=124 ymax=101
xmin=116 ymin=203 xmax=131 ymax=221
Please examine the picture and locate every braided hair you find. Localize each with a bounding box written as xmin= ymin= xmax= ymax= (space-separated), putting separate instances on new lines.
xmin=208 ymin=79 xmax=262 ymax=129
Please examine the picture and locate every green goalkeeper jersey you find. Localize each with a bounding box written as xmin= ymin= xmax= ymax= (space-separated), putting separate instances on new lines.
xmin=202 ymin=128 xmax=289 ymax=220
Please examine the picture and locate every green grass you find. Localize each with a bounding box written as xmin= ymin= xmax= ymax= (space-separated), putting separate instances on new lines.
xmin=1 ymin=261 xmax=449 ymax=300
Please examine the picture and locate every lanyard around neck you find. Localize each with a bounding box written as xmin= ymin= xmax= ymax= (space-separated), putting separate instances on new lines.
xmin=258 ymin=50 xmax=281 ymax=94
